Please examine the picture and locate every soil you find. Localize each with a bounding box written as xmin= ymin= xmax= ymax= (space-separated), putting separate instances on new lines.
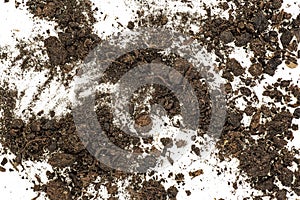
xmin=1 ymin=0 xmax=300 ymax=199
xmin=1 ymin=48 xmax=211 ymax=199
xmin=26 ymin=0 xmax=100 ymax=67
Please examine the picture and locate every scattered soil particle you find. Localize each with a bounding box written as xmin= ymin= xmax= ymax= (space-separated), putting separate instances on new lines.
xmin=235 ymin=33 xmax=252 ymax=47
xmin=167 ymin=186 xmax=178 ymax=200
xmin=220 ymin=31 xmax=234 ymax=44
xmin=185 ymin=190 xmax=191 ymax=196
xmin=44 ymin=36 xmax=68 ymax=66
xmin=135 ymin=114 xmax=152 ymax=127
xmin=1 ymin=0 xmax=300 ymax=199
xmin=248 ymin=63 xmax=263 ymax=77
xmin=160 ymin=137 xmax=173 ymax=148
xmin=127 ymin=21 xmax=135 ymax=29
xmin=293 ymin=108 xmax=300 ymax=119
xmin=280 ymin=29 xmax=293 ymax=48
xmin=250 ymin=111 xmax=261 ymax=129
xmin=1 ymin=158 xmax=8 ymax=166
xmin=175 ymin=173 xmax=185 ymax=183
xmin=226 ymin=58 xmax=245 ymax=77
xmin=191 ymin=144 xmax=200 ymax=156
xmin=0 ymin=166 xmax=6 ymax=172
xmin=239 ymin=87 xmax=251 ymax=97
xmin=48 ymin=153 xmax=76 ymax=168
xmin=46 ymin=180 xmax=71 ymax=200
xmin=189 ymin=169 xmax=204 ymax=178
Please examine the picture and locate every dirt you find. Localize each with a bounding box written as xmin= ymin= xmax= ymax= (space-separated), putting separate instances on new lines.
xmin=1 ymin=0 xmax=300 ymax=199
xmin=0 ymin=48 xmax=211 ymax=199
xmin=24 ymin=0 xmax=100 ymax=78
xmin=217 ymin=84 xmax=300 ymax=199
